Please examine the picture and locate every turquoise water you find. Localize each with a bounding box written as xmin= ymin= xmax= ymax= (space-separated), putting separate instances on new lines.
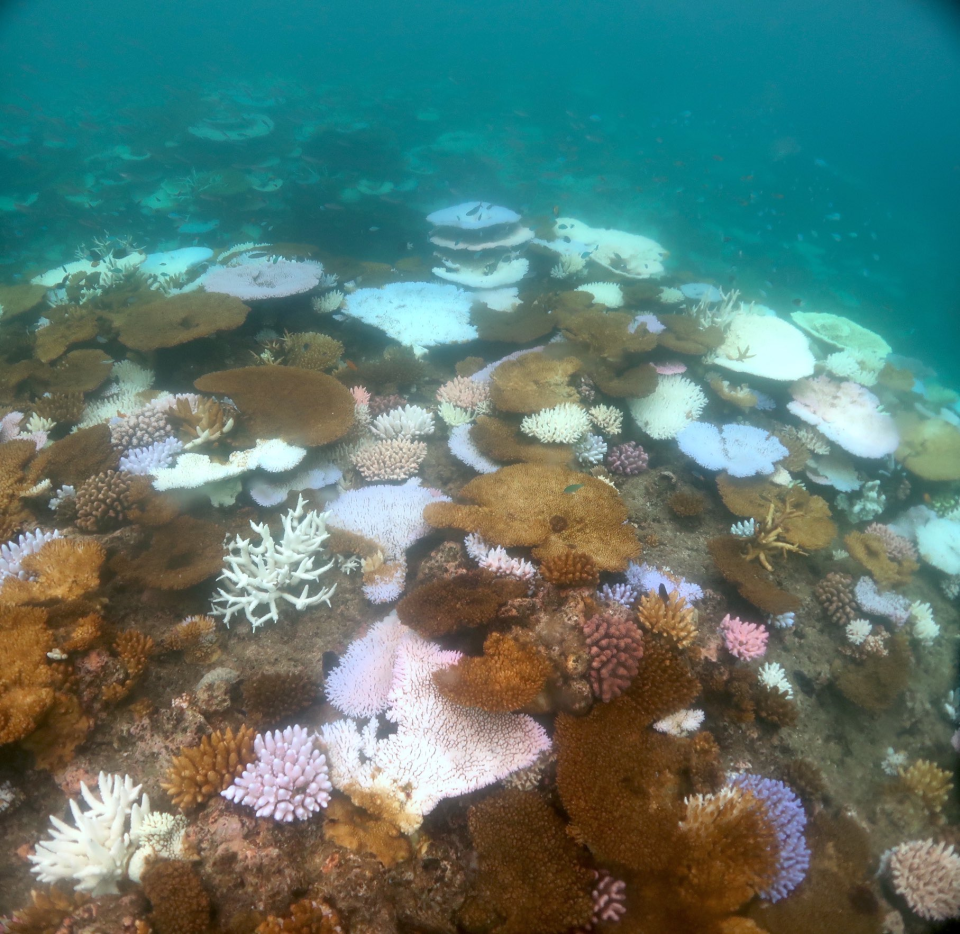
xmin=2 ymin=0 xmax=959 ymax=377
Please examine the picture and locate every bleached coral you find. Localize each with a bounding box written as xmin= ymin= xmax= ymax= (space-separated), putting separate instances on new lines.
xmin=550 ymin=253 xmax=586 ymax=279
xmin=118 ymin=437 xmax=184 ymax=476
xmin=575 ymin=432 xmax=607 ymax=466
xmin=730 ymin=518 xmax=756 ymax=538
xmin=845 ymin=619 xmax=872 ymax=645
xmin=520 ymin=403 xmax=590 ymax=444
xmin=588 ymin=404 xmax=623 ymax=436
xmin=322 ymin=623 xmax=550 ymax=832
xmin=910 ymin=601 xmax=940 ymax=646
xmin=210 ymin=495 xmax=336 ymax=631
xmin=836 ymin=479 xmax=886 ymax=522
xmin=576 ymin=281 xmax=624 ymax=308
xmin=312 ymin=289 xmax=344 ymax=313
xmin=448 ymin=423 xmax=499 ymax=474
xmin=0 ymin=528 xmax=62 ymax=581
xmin=653 ymin=708 xmax=705 ymax=736
xmin=887 ymin=839 xmax=960 ymax=922
xmin=222 ymin=726 xmax=332 ymax=822
xmin=436 ymin=376 xmax=491 ymax=416
xmin=370 ymin=404 xmax=435 ymax=441
xmin=127 ymin=812 xmax=187 ymax=883
xmin=628 ymin=375 xmax=707 ymax=440
xmin=758 ymin=662 xmax=794 ymax=699
xmin=29 ymin=772 xmax=151 ymax=895
xmin=352 ymin=438 xmax=427 ymax=481
xmin=464 ymin=533 xmax=537 ymax=581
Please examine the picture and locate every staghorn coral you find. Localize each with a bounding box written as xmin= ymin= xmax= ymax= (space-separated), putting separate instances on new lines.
xmin=539 ymin=550 xmax=600 ymax=588
xmin=423 ymin=463 xmax=640 ymax=571
xmin=141 ymin=859 xmax=211 ymax=934
xmin=256 ymin=896 xmax=343 ymax=934
xmin=160 ymin=725 xmax=257 ymax=811
xmin=637 ymin=588 xmax=698 ymax=649
xmin=707 ymin=535 xmax=800 ymax=616
xmin=897 ymin=759 xmax=953 ymax=819
xmin=458 ymin=789 xmax=594 ymax=934
xmin=581 ymin=605 xmax=644 ymax=702
xmin=74 ymin=469 xmax=135 ymax=532
xmin=242 ymin=670 xmax=317 ymax=723
xmin=844 ymin=530 xmax=918 ymax=588
xmin=432 ymin=632 xmax=550 ymax=712
xmin=194 ymin=366 xmax=356 ymax=447
xmin=396 ymin=570 xmax=527 ymax=637
xmin=815 ymin=571 xmax=858 ymax=626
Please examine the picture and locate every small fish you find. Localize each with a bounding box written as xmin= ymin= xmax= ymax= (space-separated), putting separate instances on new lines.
xmin=563 ymin=483 xmax=584 ymax=494
xmin=465 ymin=203 xmax=482 ymax=217
xmin=824 ymin=212 xmax=841 ymax=221
xmin=553 ymin=204 xmax=560 ymax=217
xmin=658 ymin=583 xmax=670 ymax=602
xmin=792 ymin=298 xmax=803 ymax=306
xmin=712 ymin=154 xmax=724 ymax=161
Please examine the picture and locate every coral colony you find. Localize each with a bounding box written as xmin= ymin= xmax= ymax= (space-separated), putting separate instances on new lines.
xmin=0 ymin=193 xmax=958 ymax=934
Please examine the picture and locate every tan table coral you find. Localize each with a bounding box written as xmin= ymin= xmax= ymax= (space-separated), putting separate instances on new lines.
xmin=424 ymin=463 xmax=640 ymax=571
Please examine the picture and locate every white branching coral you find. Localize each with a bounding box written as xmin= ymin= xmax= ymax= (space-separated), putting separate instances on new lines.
xmin=0 ymin=528 xmax=62 ymax=581
xmin=210 ymin=495 xmax=336 ymax=631
xmin=322 ymin=622 xmax=550 ymax=832
xmin=370 ymin=404 xmax=435 ymax=441
xmin=464 ymin=533 xmax=537 ymax=581
xmin=758 ymin=662 xmax=794 ymax=699
xmin=730 ymin=518 xmax=756 ymax=538
xmin=588 ymin=404 xmax=623 ymax=436
xmin=550 ymin=253 xmax=586 ymax=279
xmin=628 ymin=375 xmax=707 ymax=440
xmin=845 ymin=618 xmax=872 ymax=646
xmin=312 ymin=289 xmax=344 ymax=313
xmin=910 ymin=601 xmax=940 ymax=646
xmin=575 ymin=432 xmax=607 ymax=466
xmin=653 ymin=708 xmax=705 ymax=736
xmin=520 ymin=403 xmax=590 ymax=444
xmin=29 ymin=772 xmax=151 ymax=895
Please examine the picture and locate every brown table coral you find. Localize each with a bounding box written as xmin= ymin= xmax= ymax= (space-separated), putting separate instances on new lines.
xmin=424 ymin=463 xmax=640 ymax=571
xmin=114 ymin=291 xmax=250 ymax=351
xmin=194 ymin=365 xmax=355 ymax=447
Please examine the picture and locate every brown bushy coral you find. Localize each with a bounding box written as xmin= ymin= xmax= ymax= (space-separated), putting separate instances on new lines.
xmin=115 ymin=291 xmax=249 ymax=351
xmin=539 ymin=550 xmax=599 ymax=588
xmin=657 ymin=314 xmax=725 ymax=355
xmin=637 ymin=589 xmax=698 ymax=649
xmin=161 ymin=725 xmax=257 ymax=811
xmin=470 ymin=415 xmax=573 ymax=466
xmin=0 ymin=438 xmax=35 ymax=540
xmin=33 ymin=307 xmax=99 ymax=363
xmin=102 ymin=629 xmax=155 ymax=703
xmin=896 ymin=759 xmax=953 ymax=818
xmin=281 ymin=331 xmax=343 ymax=371
xmin=424 ymin=464 xmax=640 ymax=571
xmin=0 ymin=606 xmax=55 ymax=745
xmin=141 ymin=859 xmax=210 ymax=934
xmin=31 ymin=423 xmax=118 ymax=489
xmin=31 ymin=392 xmax=85 ymax=428
xmin=556 ymin=305 xmax=658 ymax=364
xmin=21 ymin=690 xmax=92 ymax=771
xmin=489 ymin=352 xmax=581 ymax=413
xmin=396 ymin=571 xmax=527 ymax=637
xmin=42 ymin=349 xmax=114 ymax=394
xmin=74 ymin=469 xmax=135 ymax=532
xmin=167 ymin=396 xmax=234 ymax=447
xmin=194 ymin=366 xmax=355 ymax=447
xmin=242 ymin=670 xmax=317 ymax=723
xmin=844 ymin=531 xmax=918 ymax=588
xmin=323 ymin=795 xmax=412 ymax=868
xmin=433 ymin=633 xmax=550 ymax=712
xmin=7 ymin=886 xmax=91 ymax=934
xmin=834 ymin=631 xmax=911 ymax=711
xmin=708 ymin=535 xmax=800 ymax=616
xmin=110 ymin=516 xmax=223 ymax=590
xmin=458 ymin=789 xmax=594 ymax=934
xmin=815 ymin=571 xmax=857 ymax=625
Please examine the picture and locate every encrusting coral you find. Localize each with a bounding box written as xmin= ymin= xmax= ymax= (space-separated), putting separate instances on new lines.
xmin=255 ymin=896 xmax=344 ymax=934
xmin=160 ymin=725 xmax=257 ymax=811
xmin=242 ymin=670 xmax=317 ymax=724
xmin=141 ymin=858 xmax=211 ymax=934
xmin=423 ymin=463 xmax=640 ymax=571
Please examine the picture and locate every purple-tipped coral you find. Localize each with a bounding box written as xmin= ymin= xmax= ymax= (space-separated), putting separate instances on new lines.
xmin=222 ymin=725 xmax=332 ymax=822
xmin=728 ymin=773 xmax=810 ymax=901
xmin=581 ymin=606 xmax=644 ymax=702
xmin=606 ymin=441 xmax=649 ymax=476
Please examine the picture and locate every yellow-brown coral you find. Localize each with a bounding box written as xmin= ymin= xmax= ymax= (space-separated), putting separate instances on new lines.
xmin=844 ymin=530 xmax=918 ymax=588
xmin=323 ymin=795 xmax=412 ymax=868
xmin=161 ymin=725 xmax=257 ymax=811
xmin=0 ymin=607 xmax=55 ymax=745
xmin=242 ymin=670 xmax=317 ymax=723
xmin=489 ymin=351 xmax=581 ymax=413
xmin=424 ymin=464 xmax=640 ymax=571
xmin=470 ymin=416 xmax=573 ymax=466
xmin=637 ymin=589 xmax=698 ymax=649
xmin=708 ymin=535 xmax=800 ymax=616
xmin=897 ymin=759 xmax=953 ymax=818
xmin=539 ymin=550 xmax=600 ymax=588
xmin=281 ymin=331 xmax=344 ymax=371
xmin=432 ymin=633 xmax=550 ymax=712
xmin=115 ymin=291 xmax=250 ymax=351
xmin=102 ymin=629 xmax=155 ymax=704
xmin=0 ymin=539 xmax=104 ymax=606
xmin=0 ymin=438 xmax=35 ymax=541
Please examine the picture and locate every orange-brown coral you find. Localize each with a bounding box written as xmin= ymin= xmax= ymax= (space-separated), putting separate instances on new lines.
xmin=0 ymin=606 xmax=55 ymax=745
xmin=323 ymin=795 xmax=412 ymax=868
xmin=243 ymin=670 xmax=317 ymax=723
xmin=0 ymin=538 xmax=104 ymax=606
xmin=432 ymin=633 xmax=550 ymax=712
xmin=844 ymin=530 xmax=918 ymax=588
xmin=161 ymin=725 xmax=257 ymax=811
xmin=471 ymin=300 xmax=556 ymax=343
xmin=195 ymin=366 xmax=355 ymax=447
xmin=74 ymin=469 xmax=136 ymax=532
xmin=102 ymin=629 xmax=155 ymax=704
xmin=657 ymin=314 xmax=725 ymax=354
xmin=458 ymin=789 xmax=594 ymax=934
xmin=0 ymin=281 xmax=47 ymax=320
xmin=7 ymin=885 xmax=91 ymax=934
xmin=110 ymin=516 xmax=224 ymax=590
xmin=166 ymin=396 xmax=235 ymax=448
xmin=489 ymin=352 xmax=581 ymax=413
xmin=33 ymin=307 xmax=99 ymax=363
xmin=592 ymin=362 xmax=659 ymax=398
xmin=637 ymin=589 xmax=698 ymax=649
xmin=281 ymin=331 xmax=344 ymax=371
xmin=31 ymin=423 xmax=118 ymax=489
xmin=708 ymin=535 xmax=801 ymax=616
xmin=20 ymin=690 xmax=92 ymax=771
xmin=709 ymin=374 xmax=758 ymax=410
xmin=469 ymin=416 xmax=573 ymax=466
xmin=115 ymin=291 xmax=249 ymax=351
xmin=539 ymin=550 xmax=600 ymax=588
xmin=41 ymin=349 xmax=114 ymax=394
xmin=556 ymin=305 xmax=658 ymax=364
xmin=255 ymin=896 xmax=343 ymax=934
xmin=424 ymin=464 xmax=640 ymax=571
xmin=141 ymin=859 xmax=211 ymax=934
xmin=0 ymin=437 xmax=35 ymax=540
xmin=396 ymin=570 xmax=527 ymax=637
xmin=31 ymin=391 xmax=85 ymax=428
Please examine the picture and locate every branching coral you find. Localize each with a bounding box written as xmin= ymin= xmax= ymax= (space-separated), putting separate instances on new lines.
xmin=160 ymin=725 xmax=257 ymax=811
xmin=423 ymin=464 xmax=640 ymax=571
xmin=0 ymin=606 xmax=55 ymax=745
xmin=539 ymin=550 xmax=599 ymax=588
xmin=637 ymin=588 xmax=698 ymax=649
xmin=581 ymin=605 xmax=644 ymax=702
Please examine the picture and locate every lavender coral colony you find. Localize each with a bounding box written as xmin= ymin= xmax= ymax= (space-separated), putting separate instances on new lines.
xmin=0 ymin=190 xmax=958 ymax=934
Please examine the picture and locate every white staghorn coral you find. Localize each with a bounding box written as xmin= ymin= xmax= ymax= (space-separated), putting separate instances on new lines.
xmin=29 ymin=772 xmax=151 ymax=895
xmin=210 ymin=495 xmax=336 ymax=630
xmin=520 ymin=403 xmax=590 ymax=444
xmin=910 ymin=601 xmax=940 ymax=646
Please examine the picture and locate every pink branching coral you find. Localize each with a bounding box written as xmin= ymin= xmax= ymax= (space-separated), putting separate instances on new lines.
xmin=589 ymin=869 xmax=628 ymax=925
xmin=887 ymin=839 xmax=960 ymax=921
xmin=352 ymin=439 xmax=427 ymax=481
xmin=581 ymin=607 xmax=644 ymax=702
xmin=719 ymin=614 xmax=768 ymax=660
xmin=436 ymin=376 xmax=491 ymax=412
xmin=0 ymin=411 xmax=47 ymax=450
xmin=864 ymin=522 xmax=918 ymax=562
xmin=222 ymin=725 xmax=332 ymax=822
xmin=606 ymin=441 xmax=649 ymax=476
xmin=350 ymin=385 xmax=371 ymax=406
xmin=653 ymin=361 xmax=687 ymax=375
